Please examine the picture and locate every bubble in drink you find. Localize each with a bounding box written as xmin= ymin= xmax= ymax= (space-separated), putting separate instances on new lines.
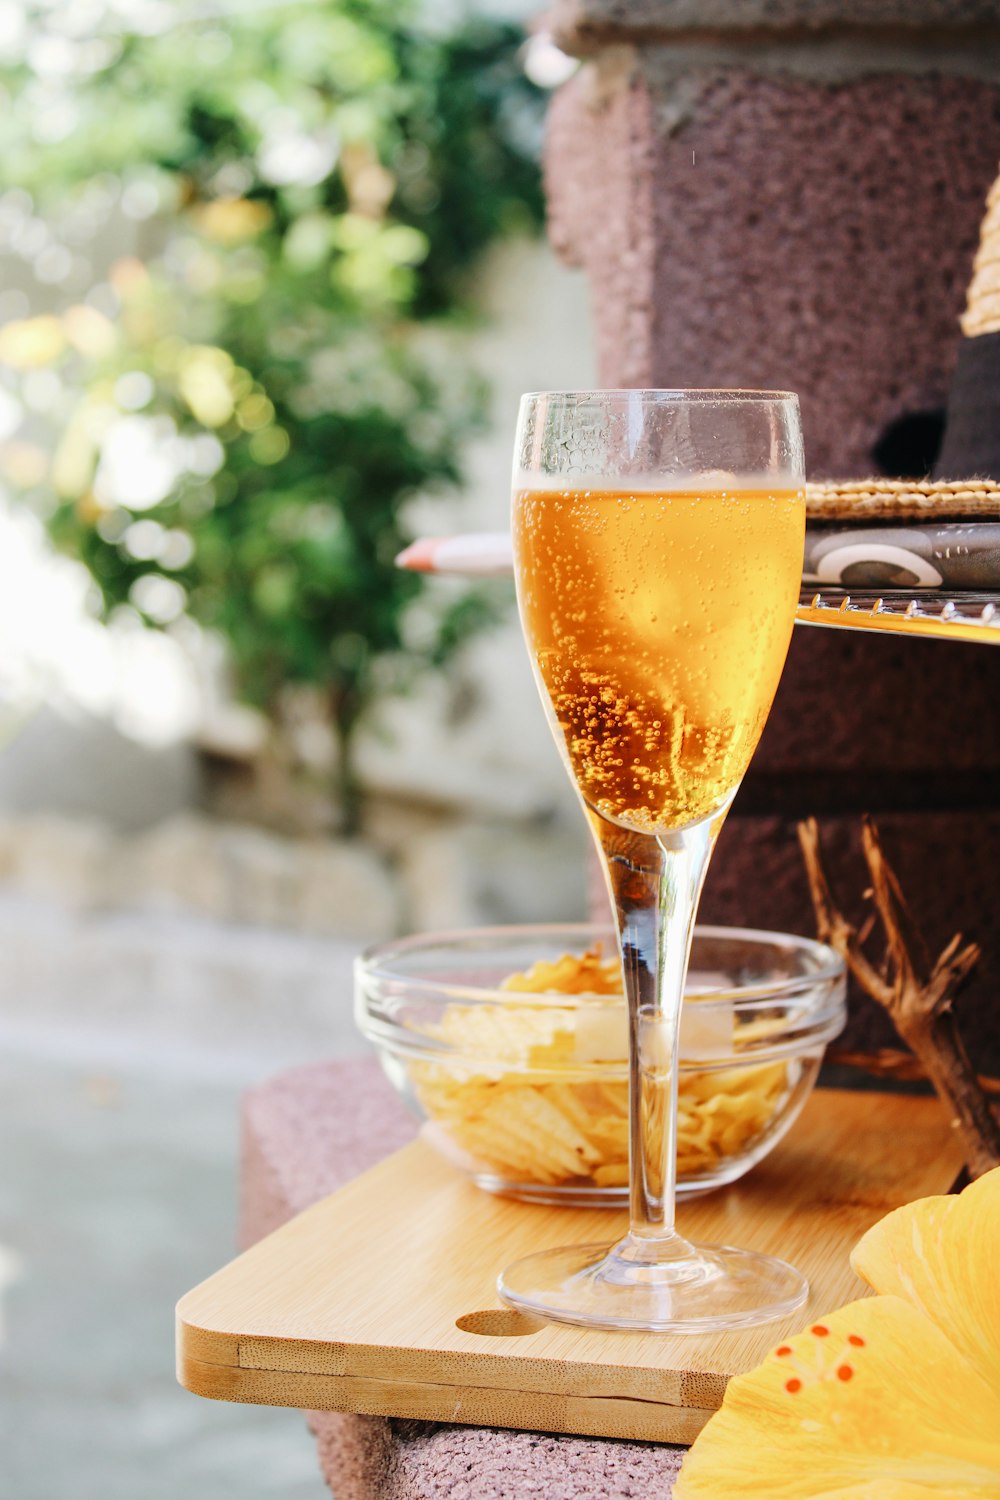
xmin=513 ymin=486 xmax=805 ymax=832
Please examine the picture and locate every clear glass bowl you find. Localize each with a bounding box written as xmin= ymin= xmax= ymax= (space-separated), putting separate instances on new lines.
xmin=355 ymin=923 xmax=846 ymax=1205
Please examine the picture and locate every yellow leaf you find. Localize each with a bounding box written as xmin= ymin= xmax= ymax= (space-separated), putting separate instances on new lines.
xmin=63 ymin=305 xmax=117 ymax=358
xmin=191 ymin=197 xmax=272 ymax=245
xmin=0 ymin=316 xmax=66 ymax=369
xmin=178 ymin=346 xmax=235 ymax=427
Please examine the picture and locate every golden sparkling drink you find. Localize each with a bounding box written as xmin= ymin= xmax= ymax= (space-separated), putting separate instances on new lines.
xmin=513 ymin=484 xmax=805 ymax=832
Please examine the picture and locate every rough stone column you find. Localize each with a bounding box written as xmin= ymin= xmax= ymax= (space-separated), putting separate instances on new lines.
xmin=545 ymin=1 xmax=1000 ymax=1066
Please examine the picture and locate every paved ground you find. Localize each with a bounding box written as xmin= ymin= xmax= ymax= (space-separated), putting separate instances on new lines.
xmin=0 ymin=897 xmax=368 ymax=1500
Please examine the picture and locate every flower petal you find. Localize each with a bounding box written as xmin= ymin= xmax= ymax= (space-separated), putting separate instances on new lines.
xmin=851 ymin=1165 xmax=1000 ymax=1390
xmin=673 ymin=1296 xmax=1000 ymax=1500
xmin=814 ymin=1485 xmax=985 ymax=1499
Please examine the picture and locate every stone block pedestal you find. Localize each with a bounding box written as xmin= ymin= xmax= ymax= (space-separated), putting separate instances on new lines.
xmin=546 ymin=0 xmax=1000 ymax=1066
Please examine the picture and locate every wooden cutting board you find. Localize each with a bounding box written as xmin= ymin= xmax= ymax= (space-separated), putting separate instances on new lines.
xmin=177 ymin=1089 xmax=961 ymax=1444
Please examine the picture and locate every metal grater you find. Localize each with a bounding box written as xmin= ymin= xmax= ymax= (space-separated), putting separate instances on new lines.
xmin=797 ymin=587 xmax=1000 ymax=644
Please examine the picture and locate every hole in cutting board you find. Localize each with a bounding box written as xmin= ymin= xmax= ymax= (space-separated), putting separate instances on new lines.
xmin=456 ymin=1309 xmax=545 ymax=1337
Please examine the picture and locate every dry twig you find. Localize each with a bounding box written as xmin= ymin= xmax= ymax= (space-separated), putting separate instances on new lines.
xmin=798 ymin=816 xmax=1000 ymax=1178
xmin=828 ymin=1046 xmax=1000 ymax=1096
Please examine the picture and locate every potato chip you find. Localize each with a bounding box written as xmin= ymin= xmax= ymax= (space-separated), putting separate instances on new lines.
xmin=500 ymin=945 xmax=621 ymax=996
xmin=593 ymin=1162 xmax=630 ymax=1187
xmin=408 ymin=948 xmax=796 ymax=1190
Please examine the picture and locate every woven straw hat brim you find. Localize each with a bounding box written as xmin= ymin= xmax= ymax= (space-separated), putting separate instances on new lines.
xmin=806 ymin=479 xmax=1000 ymax=522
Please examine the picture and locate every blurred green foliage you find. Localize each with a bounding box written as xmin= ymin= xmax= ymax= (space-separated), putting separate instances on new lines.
xmin=0 ymin=0 xmax=544 ymax=826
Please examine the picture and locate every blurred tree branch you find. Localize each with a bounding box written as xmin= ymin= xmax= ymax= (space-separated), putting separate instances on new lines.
xmin=0 ymin=1 xmax=546 ymax=830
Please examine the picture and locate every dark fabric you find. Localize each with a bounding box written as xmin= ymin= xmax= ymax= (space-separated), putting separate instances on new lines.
xmin=933 ymin=330 xmax=1000 ymax=480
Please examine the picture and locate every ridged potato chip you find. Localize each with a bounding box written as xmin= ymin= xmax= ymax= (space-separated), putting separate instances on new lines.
xmin=409 ymin=947 xmax=794 ymax=1190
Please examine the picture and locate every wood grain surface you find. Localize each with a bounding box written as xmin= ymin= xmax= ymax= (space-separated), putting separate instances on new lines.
xmin=177 ymin=1089 xmax=961 ymax=1443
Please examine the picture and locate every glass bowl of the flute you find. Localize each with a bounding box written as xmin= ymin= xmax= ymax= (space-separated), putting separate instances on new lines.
xmin=355 ymin=923 xmax=846 ymax=1205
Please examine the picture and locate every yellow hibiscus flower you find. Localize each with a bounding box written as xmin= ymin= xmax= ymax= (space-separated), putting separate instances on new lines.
xmin=674 ymin=1167 xmax=1000 ymax=1499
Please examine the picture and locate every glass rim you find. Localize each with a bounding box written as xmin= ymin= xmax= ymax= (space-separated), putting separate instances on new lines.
xmin=519 ymin=388 xmax=799 ymax=405
xmin=356 ymin=921 xmax=846 ymax=1011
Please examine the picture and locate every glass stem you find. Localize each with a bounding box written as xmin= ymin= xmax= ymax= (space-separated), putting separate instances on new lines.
xmin=591 ymin=809 xmax=725 ymax=1262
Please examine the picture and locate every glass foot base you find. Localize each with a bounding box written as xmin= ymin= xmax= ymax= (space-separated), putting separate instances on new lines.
xmin=498 ymin=1240 xmax=808 ymax=1334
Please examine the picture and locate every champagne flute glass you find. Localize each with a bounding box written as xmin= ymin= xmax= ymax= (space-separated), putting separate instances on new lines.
xmin=500 ymin=390 xmax=808 ymax=1332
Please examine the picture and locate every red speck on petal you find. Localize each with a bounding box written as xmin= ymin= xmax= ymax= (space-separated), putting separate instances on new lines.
xmin=811 ymin=1324 xmax=830 ymax=1337
xmin=785 ymin=1378 xmax=802 ymax=1394
xmin=837 ymin=1365 xmax=854 ymax=1382
xmin=775 ymin=1345 xmax=792 ymax=1357
xmin=848 ymin=1334 xmax=865 ymax=1347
